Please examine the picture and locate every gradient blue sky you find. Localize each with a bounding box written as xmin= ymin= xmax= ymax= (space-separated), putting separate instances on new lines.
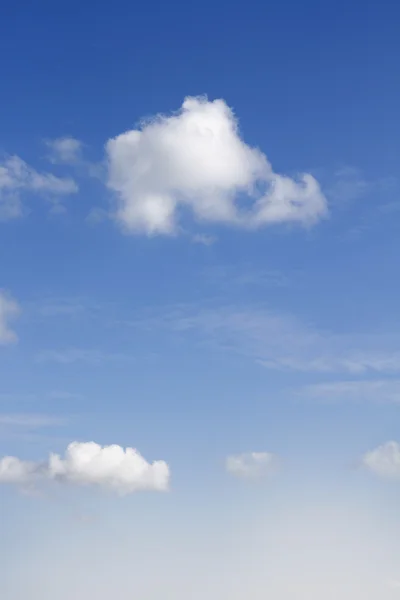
xmin=1 ymin=1 xmax=400 ymax=598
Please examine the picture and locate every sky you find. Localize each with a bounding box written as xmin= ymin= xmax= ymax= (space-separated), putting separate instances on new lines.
xmin=1 ymin=0 xmax=400 ymax=598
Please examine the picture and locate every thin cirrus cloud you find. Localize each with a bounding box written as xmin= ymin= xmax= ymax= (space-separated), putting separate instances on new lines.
xmin=298 ymin=379 xmax=400 ymax=404
xmin=36 ymin=347 xmax=135 ymax=365
xmin=0 ymin=155 xmax=78 ymax=220
xmin=325 ymin=166 xmax=397 ymax=207
xmin=127 ymin=304 xmax=400 ymax=375
xmin=226 ymin=452 xmax=278 ymax=479
xmin=0 ymin=441 xmax=170 ymax=494
xmin=0 ymin=391 xmax=83 ymax=404
xmin=0 ymin=413 xmax=66 ymax=428
xmin=106 ymin=95 xmax=328 ymax=235
xmin=38 ymin=298 xmax=86 ymax=317
xmin=0 ymin=290 xmax=20 ymax=345
xmin=362 ymin=441 xmax=400 ymax=479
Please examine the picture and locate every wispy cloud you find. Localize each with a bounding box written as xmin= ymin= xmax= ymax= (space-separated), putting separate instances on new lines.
xmin=36 ymin=347 xmax=135 ymax=365
xmin=226 ymin=452 xmax=279 ymax=479
xmin=0 ymin=414 xmax=67 ymax=428
xmin=48 ymin=390 xmax=84 ymax=402
xmin=44 ymin=137 xmax=104 ymax=182
xmin=326 ymin=167 xmax=371 ymax=205
xmin=320 ymin=166 xmax=399 ymax=240
xmin=0 ymin=412 xmax=68 ymax=444
xmin=324 ymin=166 xmax=396 ymax=207
xmin=0 ymin=290 xmax=20 ymax=345
xmin=38 ymin=299 xmax=86 ymax=317
xmin=297 ymin=379 xmax=400 ymax=404
xmin=192 ymin=233 xmax=217 ymax=246
xmin=203 ymin=264 xmax=290 ymax=289
xmin=30 ymin=296 xmax=112 ymax=321
xmin=0 ymin=390 xmax=83 ymax=404
xmin=45 ymin=137 xmax=83 ymax=165
xmin=0 ymin=155 xmax=78 ymax=220
xmin=126 ymin=304 xmax=400 ymax=374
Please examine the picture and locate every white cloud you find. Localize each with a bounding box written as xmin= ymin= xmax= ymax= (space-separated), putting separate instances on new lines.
xmin=0 ymin=455 xmax=43 ymax=484
xmin=0 ymin=290 xmax=20 ymax=345
xmin=0 ymin=441 xmax=170 ymax=494
xmin=0 ymin=155 xmax=78 ymax=220
xmin=45 ymin=137 xmax=83 ymax=164
xmin=106 ymin=96 xmax=327 ymax=235
xmin=362 ymin=441 xmax=400 ymax=479
xmin=226 ymin=452 xmax=278 ymax=479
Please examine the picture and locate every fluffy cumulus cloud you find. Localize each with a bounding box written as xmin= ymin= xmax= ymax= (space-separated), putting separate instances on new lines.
xmin=0 ymin=155 xmax=78 ymax=220
xmin=0 ymin=290 xmax=20 ymax=345
xmin=46 ymin=136 xmax=83 ymax=164
xmin=106 ymin=96 xmax=327 ymax=235
xmin=226 ymin=451 xmax=278 ymax=479
xmin=362 ymin=441 xmax=400 ymax=479
xmin=0 ymin=441 xmax=170 ymax=494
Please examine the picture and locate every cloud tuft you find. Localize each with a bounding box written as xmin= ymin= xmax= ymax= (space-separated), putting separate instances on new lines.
xmin=0 ymin=155 xmax=78 ymax=219
xmin=45 ymin=137 xmax=83 ymax=164
xmin=106 ymin=96 xmax=327 ymax=235
xmin=362 ymin=441 xmax=400 ymax=479
xmin=226 ymin=451 xmax=278 ymax=479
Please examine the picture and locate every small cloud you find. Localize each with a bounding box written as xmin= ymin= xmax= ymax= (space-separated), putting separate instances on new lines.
xmin=86 ymin=206 xmax=110 ymax=225
xmin=0 ymin=155 xmax=78 ymax=220
xmin=0 ymin=441 xmax=170 ymax=494
xmin=192 ymin=233 xmax=217 ymax=246
xmin=326 ymin=167 xmax=370 ymax=205
xmin=45 ymin=137 xmax=106 ymax=186
xmin=0 ymin=456 xmax=42 ymax=484
xmin=106 ymin=95 xmax=327 ymax=236
xmin=362 ymin=441 xmax=400 ymax=479
xmin=226 ymin=451 xmax=279 ymax=479
xmin=322 ymin=166 xmax=398 ymax=240
xmin=0 ymin=290 xmax=20 ymax=345
xmin=45 ymin=137 xmax=83 ymax=164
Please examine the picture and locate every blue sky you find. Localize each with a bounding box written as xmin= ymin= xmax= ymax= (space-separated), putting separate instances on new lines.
xmin=1 ymin=1 xmax=400 ymax=598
